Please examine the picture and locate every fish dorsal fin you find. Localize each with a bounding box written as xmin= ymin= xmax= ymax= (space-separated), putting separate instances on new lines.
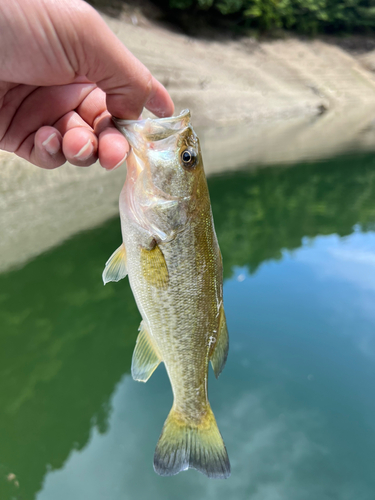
xmin=102 ymin=243 xmax=127 ymax=285
xmin=141 ymin=244 xmax=169 ymax=289
xmin=210 ymin=305 xmax=229 ymax=379
xmin=132 ymin=321 xmax=162 ymax=382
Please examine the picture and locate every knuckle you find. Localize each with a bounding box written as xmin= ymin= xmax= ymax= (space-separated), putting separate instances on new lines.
xmin=140 ymin=70 xmax=153 ymax=99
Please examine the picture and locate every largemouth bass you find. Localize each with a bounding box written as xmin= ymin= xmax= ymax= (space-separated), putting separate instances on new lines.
xmin=103 ymin=110 xmax=230 ymax=479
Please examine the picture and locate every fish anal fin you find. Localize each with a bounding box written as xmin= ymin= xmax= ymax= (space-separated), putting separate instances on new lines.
xmin=132 ymin=321 xmax=162 ymax=382
xmin=141 ymin=244 xmax=169 ymax=289
xmin=102 ymin=243 xmax=127 ymax=285
xmin=154 ymin=405 xmax=230 ymax=479
xmin=210 ymin=305 xmax=229 ymax=379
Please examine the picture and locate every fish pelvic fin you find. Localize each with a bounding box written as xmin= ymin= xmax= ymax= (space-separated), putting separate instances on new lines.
xmin=132 ymin=321 xmax=162 ymax=382
xmin=153 ymin=404 xmax=230 ymax=479
xmin=210 ymin=305 xmax=229 ymax=379
xmin=102 ymin=243 xmax=127 ymax=285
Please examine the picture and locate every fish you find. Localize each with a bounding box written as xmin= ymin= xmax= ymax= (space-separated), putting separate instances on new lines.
xmin=102 ymin=109 xmax=230 ymax=479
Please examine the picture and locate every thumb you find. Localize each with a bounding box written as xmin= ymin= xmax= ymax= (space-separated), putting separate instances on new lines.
xmin=66 ymin=2 xmax=174 ymax=119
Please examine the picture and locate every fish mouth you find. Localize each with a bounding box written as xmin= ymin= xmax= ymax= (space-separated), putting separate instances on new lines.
xmin=113 ymin=109 xmax=191 ymax=144
xmin=113 ymin=109 xmax=190 ymax=127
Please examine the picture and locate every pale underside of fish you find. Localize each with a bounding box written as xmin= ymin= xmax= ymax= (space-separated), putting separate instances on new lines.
xmin=102 ymin=110 xmax=230 ymax=479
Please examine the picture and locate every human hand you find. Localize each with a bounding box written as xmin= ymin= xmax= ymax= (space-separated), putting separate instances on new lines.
xmin=0 ymin=0 xmax=174 ymax=170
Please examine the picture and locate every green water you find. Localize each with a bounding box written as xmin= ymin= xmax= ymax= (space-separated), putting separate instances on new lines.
xmin=1 ymin=154 xmax=375 ymax=499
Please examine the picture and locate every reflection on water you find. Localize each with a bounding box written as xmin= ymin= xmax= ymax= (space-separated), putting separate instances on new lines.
xmin=211 ymin=153 xmax=375 ymax=276
xmin=0 ymin=221 xmax=141 ymax=499
xmin=1 ymin=153 xmax=375 ymax=499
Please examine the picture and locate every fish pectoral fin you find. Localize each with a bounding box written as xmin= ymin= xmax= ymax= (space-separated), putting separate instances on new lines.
xmin=140 ymin=244 xmax=169 ymax=289
xmin=210 ymin=305 xmax=229 ymax=379
xmin=132 ymin=321 xmax=162 ymax=382
xmin=102 ymin=243 xmax=128 ymax=285
xmin=154 ymin=404 xmax=230 ymax=478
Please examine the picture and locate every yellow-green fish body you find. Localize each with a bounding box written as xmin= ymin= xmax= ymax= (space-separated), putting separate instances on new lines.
xmin=103 ymin=110 xmax=230 ymax=478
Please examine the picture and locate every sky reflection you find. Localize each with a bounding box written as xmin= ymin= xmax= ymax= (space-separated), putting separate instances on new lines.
xmin=38 ymin=231 xmax=375 ymax=500
xmin=3 ymin=153 xmax=375 ymax=499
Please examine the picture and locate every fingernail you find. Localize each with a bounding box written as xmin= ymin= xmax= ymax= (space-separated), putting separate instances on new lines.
xmin=42 ymin=133 xmax=60 ymax=155
xmin=74 ymin=139 xmax=94 ymax=161
xmin=108 ymin=152 xmax=128 ymax=171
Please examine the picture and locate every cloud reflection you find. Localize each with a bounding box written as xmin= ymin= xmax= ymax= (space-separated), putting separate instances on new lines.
xmin=297 ymin=233 xmax=375 ymax=291
xmin=295 ymin=232 xmax=375 ymax=358
xmin=37 ymin=370 xmax=372 ymax=500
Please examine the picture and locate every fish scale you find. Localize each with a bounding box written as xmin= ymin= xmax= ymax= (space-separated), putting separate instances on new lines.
xmin=133 ymin=227 xmax=213 ymax=412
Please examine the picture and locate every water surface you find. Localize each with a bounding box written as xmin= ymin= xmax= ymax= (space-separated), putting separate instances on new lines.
xmin=1 ymin=154 xmax=375 ymax=499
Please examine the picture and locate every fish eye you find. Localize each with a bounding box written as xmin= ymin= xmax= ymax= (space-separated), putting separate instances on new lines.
xmin=181 ymin=148 xmax=197 ymax=169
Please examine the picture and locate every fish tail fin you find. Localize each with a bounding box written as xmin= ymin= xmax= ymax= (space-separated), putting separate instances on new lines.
xmin=153 ymin=404 xmax=230 ymax=479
